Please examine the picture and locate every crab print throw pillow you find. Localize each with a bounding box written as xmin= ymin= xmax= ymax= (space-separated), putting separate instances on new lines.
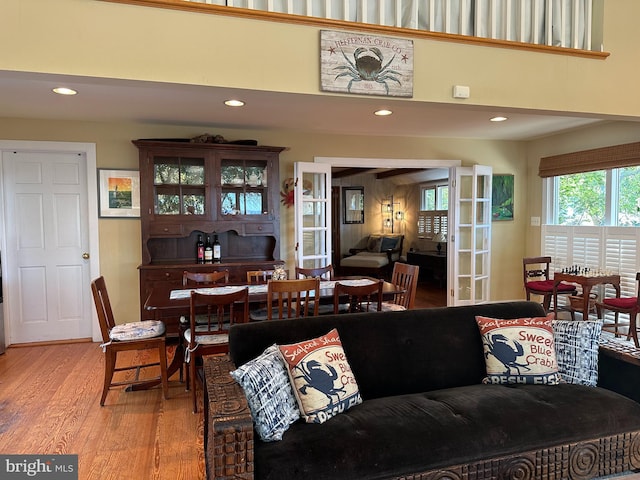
xmin=475 ymin=314 xmax=562 ymax=385
xmin=278 ymin=329 xmax=362 ymax=424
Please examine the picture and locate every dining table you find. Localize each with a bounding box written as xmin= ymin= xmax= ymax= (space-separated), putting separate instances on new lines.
xmin=134 ymin=277 xmax=405 ymax=389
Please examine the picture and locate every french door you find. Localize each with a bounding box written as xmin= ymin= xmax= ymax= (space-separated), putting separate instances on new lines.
xmin=448 ymin=165 xmax=492 ymax=305
xmin=294 ymin=162 xmax=332 ymax=270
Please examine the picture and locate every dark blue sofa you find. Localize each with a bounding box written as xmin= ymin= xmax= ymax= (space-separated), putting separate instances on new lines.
xmin=204 ymin=301 xmax=640 ymax=480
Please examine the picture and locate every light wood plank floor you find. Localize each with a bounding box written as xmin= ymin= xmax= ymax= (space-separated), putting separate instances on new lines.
xmin=0 ymin=342 xmax=205 ymax=480
xmin=0 ymin=284 xmax=443 ymax=480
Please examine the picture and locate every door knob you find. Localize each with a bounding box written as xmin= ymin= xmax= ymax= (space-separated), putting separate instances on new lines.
xmin=82 ymin=252 xmax=90 ymax=259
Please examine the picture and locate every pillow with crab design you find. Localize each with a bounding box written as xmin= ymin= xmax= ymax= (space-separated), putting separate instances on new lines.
xmin=277 ymin=328 xmax=362 ymax=424
xmin=475 ymin=314 xmax=562 ymax=385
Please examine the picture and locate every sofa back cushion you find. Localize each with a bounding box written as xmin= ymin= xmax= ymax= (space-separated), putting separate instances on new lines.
xmin=229 ymin=301 xmax=546 ymax=400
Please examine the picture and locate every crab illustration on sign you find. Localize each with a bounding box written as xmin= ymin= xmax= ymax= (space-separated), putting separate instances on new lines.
xmin=321 ymin=30 xmax=413 ymax=98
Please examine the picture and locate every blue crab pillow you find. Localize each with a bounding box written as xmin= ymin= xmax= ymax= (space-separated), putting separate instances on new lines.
xmin=476 ymin=314 xmax=561 ymax=385
xmin=278 ymin=329 xmax=362 ymax=424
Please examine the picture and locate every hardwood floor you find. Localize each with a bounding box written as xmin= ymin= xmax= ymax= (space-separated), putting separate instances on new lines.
xmin=0 ymin=283 xmax=444 ymax=480
xmin=413 ymin=281 xmax=448 ymax=308
xmin=0 ymin=342 xmax=205 ymax=480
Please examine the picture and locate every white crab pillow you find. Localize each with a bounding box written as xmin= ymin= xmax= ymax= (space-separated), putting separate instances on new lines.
xmin=475 ymin=314 xmax=562 ymax=385
xmin=278 ymin=329 xmax=362 ymax=424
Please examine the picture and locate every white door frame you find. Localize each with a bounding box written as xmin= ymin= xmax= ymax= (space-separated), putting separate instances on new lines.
xmin=0 ymin=140 xmax=101 ymax=344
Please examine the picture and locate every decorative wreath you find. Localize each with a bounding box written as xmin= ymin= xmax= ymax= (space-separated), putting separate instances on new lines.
xmin=280 ymin=178 xmax=295 ymax=208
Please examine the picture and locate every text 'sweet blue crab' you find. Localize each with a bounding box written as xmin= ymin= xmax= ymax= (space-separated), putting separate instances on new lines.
xmin=484 ymin=333 xmax=530 ymax=375
xmin=334 ymin=47 xmax=401 ymax=95
xmin=294 ymin=360 xmax=345 ymax=405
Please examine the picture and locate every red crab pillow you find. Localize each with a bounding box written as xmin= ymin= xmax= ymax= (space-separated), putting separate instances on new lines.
xmin=278 ymin=329 xmax=362 ymax=424
xmin=475 ymin=314 xmax=561 ymax=385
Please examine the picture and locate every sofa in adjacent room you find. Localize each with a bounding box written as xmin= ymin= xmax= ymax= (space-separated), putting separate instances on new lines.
xmin=339 ymin=234 xmax=403 ymax=278
xmin=204 ymin=301 xmax=640 ymax=480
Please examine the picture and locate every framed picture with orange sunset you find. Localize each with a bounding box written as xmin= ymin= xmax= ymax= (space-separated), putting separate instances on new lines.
xmin=98 ymin=169 xmax=140 ymax=218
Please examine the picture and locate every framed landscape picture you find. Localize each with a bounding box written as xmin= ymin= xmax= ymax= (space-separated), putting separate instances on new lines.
xmin=98 ymin=169 xmax=140 ymax=218
xmin=492 ymin=174 xmax=514 ymax=221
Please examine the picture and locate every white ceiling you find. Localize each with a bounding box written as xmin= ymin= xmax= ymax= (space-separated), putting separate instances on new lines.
xmin=0 ymin=70 xmax=615 ymax=141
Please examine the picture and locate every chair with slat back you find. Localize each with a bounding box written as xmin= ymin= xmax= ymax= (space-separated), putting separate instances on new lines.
xmin=246 ymin=270 xmax=275 ymax=284
xmin=379 ymin=263 xmax=419 ymax=311
xmin=267 ymin=278 xmax=320 ymax=320
xmin=91 ymin=276 xmax=168 ymax=406
xmin=295 ymin=265 xmax=334 ymax=280
xmin=334 ymin=279 xmax=384 ymax=314
xmin=523 ymin=256 xmax=576 ymax=312
xmin=185 ymin=287 xmax=249 ymax=413
xmin=596 ymin=272 xmax=640 ymax=347
xmin=295 ymin=265 xmax=336 ymax=314
xmin=182 ymin=270 xmax=229 ymax=287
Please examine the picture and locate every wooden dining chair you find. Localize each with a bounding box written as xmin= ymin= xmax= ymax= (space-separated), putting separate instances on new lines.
xmin=246 ymin=270 xmax=275 ymax=284
xmin=295 ymin=265 xmax=334 ymax=280
xmin=91 ymin=276 xmax=169 ymax=406
xmin=379 ymin=263 xmax=419 ymax=311
xmin=596 ymin=272 xmax=640 ymax=347
xmin=182 ymin=269 xmax=229 ymax=286
xmin=295 ymin=264 xmax=336 ymax=314
xmin=334 ymin=279 xmax=384 ymax=314
xmin=184 ymin=287 xmax=249 ymax=413
xmin=523 ymin=256 xmax=576 ymax=312
xmin=267 ymin=278 xmax=320 ymax=320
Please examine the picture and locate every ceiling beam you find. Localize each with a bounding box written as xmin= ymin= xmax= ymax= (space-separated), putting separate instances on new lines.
xmin=376 ymin=168 xmax=426 ymax=179
xmin=332 ymin=167 xmax=377 ymax=179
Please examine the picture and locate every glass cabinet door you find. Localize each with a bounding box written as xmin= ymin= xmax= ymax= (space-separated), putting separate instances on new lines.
xmin=153 ymin=155 xmax=206 ymax=216
xmin=220 ymin=158 xmax=269 ymax=217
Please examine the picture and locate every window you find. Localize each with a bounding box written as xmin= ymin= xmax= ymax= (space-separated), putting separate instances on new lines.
xmin=418 ymin=183 xmax=449 ymax=238
xmin=548 ymin=167 xmax=640 ymax=227
xmin=420 ymin=184 xmax=448 ymax=211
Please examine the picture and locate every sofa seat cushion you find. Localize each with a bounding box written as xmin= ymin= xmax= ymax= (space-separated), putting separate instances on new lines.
xmin=253 ymin=383 xmax=640 ymax=480
xmin=340 ymin=252 xmax=389 ymax=269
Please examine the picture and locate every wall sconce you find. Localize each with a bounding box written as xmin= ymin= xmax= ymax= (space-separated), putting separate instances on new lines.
xmin=384 ymin=217 xmax=393 ymax=229
xmin=395 ymin=211 xmax=404 ymax=221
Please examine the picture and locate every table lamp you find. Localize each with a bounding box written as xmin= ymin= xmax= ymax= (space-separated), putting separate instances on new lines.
xmin=433 ymin=232 xmax=446 ymax=254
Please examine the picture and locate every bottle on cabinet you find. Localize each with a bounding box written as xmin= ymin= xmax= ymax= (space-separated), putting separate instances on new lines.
xmin=204 ymin=235 xmax=213 ymax=264
xmin=213 ymin=234 xmax=221 ymax=263
xmin=196 ymin=234 xmax=205 ymax=264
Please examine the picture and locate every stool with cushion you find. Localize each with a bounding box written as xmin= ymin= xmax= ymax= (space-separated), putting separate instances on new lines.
xmin=91 ymin=276 xmax=169 ymax=406
xmin=523 ymin=256 xmax=576 ymax=312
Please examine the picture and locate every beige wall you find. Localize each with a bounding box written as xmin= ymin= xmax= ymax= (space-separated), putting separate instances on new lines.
xmin=2 ymin=0 xmax=640 ymax=119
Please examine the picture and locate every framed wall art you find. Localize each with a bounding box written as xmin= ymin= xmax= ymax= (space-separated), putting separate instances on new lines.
xmin=98 ymin=169 xmax=140 ymax=218
xmin=492 ymin=174 xmax=514 ymax=221
xmin=343 ymin=186 xmax=364 ymax=224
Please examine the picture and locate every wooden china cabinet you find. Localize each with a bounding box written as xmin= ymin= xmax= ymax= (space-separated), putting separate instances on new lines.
xmin=134 ymin=139 xmax=286 ymax=320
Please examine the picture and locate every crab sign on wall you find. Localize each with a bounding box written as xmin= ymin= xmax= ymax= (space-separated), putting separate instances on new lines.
xmin=320 ymin=30 xmax=413 ymax=98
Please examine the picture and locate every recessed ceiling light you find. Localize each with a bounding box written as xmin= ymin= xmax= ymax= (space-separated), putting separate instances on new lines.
xmin=374 ymin=109 xmax=393 ymax=116
xmin=490 ymin=116 xmax=508 ymax=122
xmin=224 ymin=99 xmax=245 ymax=107
xmin=52 ymin=87 xmax=77 ymax=96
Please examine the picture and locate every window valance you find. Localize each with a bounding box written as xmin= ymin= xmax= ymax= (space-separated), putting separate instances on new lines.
xmin=539 ymin=141 xmax=640 ymax=178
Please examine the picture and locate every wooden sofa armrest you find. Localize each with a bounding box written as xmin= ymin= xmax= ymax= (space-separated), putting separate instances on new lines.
xmin=598 ymin=338 xmax=640 ymax=404
xmin=204 ymin=355 xmax=254 ymax=480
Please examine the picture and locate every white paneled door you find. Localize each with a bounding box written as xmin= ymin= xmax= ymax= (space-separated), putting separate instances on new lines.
xmin=2 ymin=149 xmax=93 ymax=343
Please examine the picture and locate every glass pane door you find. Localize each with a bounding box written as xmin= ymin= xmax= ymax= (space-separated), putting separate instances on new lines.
xmin=153 ymin=155 xmax=205 ymax=215
xmin=449 ymin=165 xmax=492 ymax=305
xmin=294 ymin=162 xmax=332 ymax=270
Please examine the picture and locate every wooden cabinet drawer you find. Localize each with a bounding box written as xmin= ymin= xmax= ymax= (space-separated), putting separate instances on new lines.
xmin=245 ymin=223 xmax=274 ymax=234
xmin=148 ymin=224 xmax=183 ymax=236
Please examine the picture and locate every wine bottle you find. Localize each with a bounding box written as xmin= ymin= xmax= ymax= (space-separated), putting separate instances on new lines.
xmin=196 ymin=234 xmax=204 ymax=264
xmin=204 ymin=235 xmax=213 ymax=264
xmin=213 ymin=234 xmax=221 ymax=263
